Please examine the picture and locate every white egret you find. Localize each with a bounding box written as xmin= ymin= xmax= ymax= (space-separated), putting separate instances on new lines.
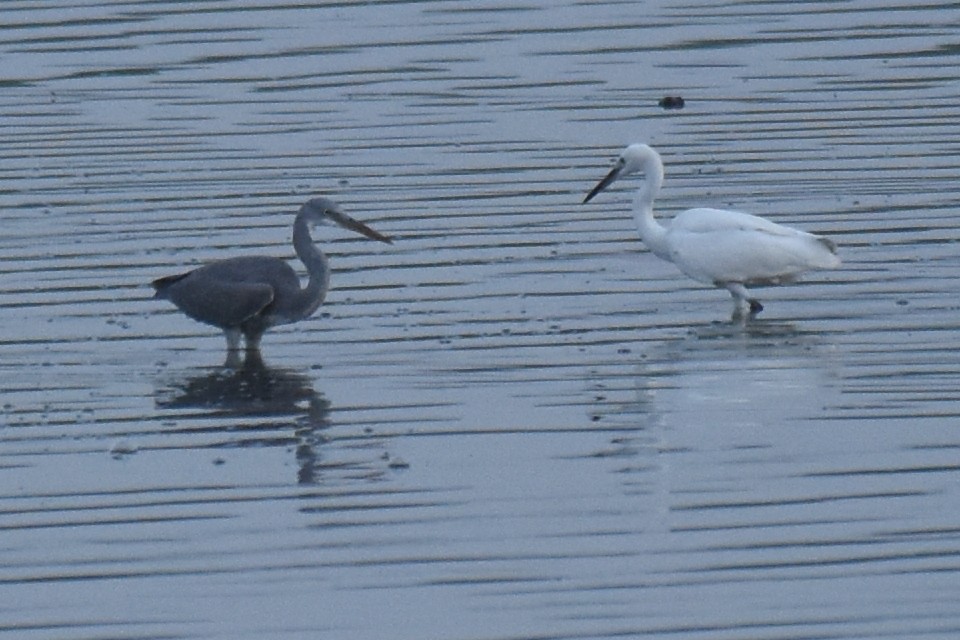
xmin=583 ymin=144 xmax=840 ymax=316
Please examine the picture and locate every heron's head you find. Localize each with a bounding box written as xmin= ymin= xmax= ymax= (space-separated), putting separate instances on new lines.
xmin=583 ymin=143 xmax=662 ymax=203
xmin=301 ymin=197 xmax=392 ymax=244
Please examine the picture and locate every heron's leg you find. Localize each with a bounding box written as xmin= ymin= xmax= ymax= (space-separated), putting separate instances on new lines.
xmin=724 ymin=283 xmax=763 ymax=317
xmin=225 ymin=329 xmax=242 ymax=351
xmin=242 ymin=347 xmax=265 ymax=370
xmin=223 ymin=329 xmax=243 ymax=367
xmin=243 ymin=329 xmax=263 ymax=353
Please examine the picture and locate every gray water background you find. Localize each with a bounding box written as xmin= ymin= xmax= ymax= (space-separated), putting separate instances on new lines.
xmin=2 ymin=1 xmax=960 ymax=638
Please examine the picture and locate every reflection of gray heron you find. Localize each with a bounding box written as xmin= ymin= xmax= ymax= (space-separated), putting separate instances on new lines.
xmin=153 ymin=197 xmax=391 ymax=357
xmin=155 ymin=353 xmax=331 ymax=485
xmin=583 ymin=144 xmax=840 ymax=317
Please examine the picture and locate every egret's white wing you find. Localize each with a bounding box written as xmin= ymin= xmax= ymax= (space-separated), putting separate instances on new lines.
xmin=665 ymin=208 xmax=839 ymax=285
xmin=673 ymin=207 xmax=802 ymax=236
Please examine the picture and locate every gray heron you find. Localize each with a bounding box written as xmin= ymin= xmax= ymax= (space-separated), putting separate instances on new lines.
xmin=153 ymin=197 xmax=391 ymax=357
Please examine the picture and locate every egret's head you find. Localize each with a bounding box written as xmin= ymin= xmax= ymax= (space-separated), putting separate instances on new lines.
xmin=583 ymin=143 xmax=662 ymax=204
xmin=621 ymin=144 xmax=659 ymax=174
xmin=301 ymin=197 xmax=392 ymax=244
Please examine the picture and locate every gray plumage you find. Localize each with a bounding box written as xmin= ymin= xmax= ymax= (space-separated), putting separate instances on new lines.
xmin=153 ymin=197 xmax=391 ymax=355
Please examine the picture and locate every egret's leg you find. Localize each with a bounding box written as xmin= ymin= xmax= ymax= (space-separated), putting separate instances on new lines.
xmin=724 ymin=283 xmax=763 ymax=316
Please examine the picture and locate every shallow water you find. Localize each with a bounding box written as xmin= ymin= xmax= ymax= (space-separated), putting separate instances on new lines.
xmin=3 ymin=1 xmax=960 ymax=638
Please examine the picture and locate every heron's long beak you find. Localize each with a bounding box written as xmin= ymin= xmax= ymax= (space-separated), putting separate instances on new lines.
xmin=332 ymin=211 xmax=393 ymax=244
xmin=583 ymin=164 xmax=623 ymax=204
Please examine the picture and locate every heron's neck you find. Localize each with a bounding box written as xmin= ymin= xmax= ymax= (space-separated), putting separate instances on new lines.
xmin=292 ymin=215 xmax=330 ymax=318
xmin=633 ymin=167 xmax=670 ymax=260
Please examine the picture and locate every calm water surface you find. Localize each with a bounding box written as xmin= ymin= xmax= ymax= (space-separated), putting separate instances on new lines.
xmin=2 ymin=1 xmax=960 ymax=639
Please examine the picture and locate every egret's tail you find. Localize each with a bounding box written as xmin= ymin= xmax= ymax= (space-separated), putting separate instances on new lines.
xmin=813 ymin=235 xmax=841 ymax=268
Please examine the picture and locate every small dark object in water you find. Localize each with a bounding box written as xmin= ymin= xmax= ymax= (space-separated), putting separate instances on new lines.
xmin=659 ymin=96 xmax=685 ymax=109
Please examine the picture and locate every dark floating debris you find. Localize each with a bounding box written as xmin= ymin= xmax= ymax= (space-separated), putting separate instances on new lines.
xmin=388 ymin=458 xmax=410 ymax=470
xmin=109 ymin=439 xmax=138 ymax=459
xmin=659 ymin=96 xmax=685 ymax=110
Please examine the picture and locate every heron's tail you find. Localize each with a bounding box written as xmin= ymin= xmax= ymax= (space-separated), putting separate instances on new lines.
xmin=151 ymin=273 xmax=189 ymax=299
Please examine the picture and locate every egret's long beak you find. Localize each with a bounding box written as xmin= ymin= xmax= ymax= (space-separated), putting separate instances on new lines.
xmin=331 ymin=210 xmax=393 ymax=244
xmin=583 ymin=163 xmax=623 ymax=204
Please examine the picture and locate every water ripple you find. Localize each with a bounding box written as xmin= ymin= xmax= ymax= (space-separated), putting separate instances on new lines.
xmin=2 ymin=1 xmax=960 ymax=639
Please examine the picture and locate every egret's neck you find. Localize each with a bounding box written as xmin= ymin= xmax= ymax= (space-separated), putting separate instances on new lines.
xmin=633 ymin=167 xmax=670 ymax=259
xmin=292 ymin=215 xmax=330 ymax=315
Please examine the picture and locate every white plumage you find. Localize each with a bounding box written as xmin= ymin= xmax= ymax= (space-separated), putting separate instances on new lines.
xmin=583 ymin=144 xmax=840 ymax=316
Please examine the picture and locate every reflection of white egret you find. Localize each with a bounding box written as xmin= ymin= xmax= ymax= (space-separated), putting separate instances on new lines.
xmin=584 ymin=144 xmax=840 ymax=317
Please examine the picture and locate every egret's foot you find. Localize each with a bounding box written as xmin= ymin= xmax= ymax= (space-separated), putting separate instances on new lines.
xmin=724 ymin=283 xmax=760 ymax=320
xmin=730 ymin=298 xmax=764 ymax=323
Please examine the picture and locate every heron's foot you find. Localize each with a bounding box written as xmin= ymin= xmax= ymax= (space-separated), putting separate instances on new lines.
xmin=224 ymin=350 xmax=242 ymax=369
xmin=243 ymin=345 xmax=264 ymax=369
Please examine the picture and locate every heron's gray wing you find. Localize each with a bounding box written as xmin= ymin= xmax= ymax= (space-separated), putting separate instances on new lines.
xmin=163 ymin=274 xmax=275 ymax=329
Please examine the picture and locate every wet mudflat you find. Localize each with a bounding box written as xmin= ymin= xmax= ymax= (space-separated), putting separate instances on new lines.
xmin=2 ymin=1 xmax=960 ymax=638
